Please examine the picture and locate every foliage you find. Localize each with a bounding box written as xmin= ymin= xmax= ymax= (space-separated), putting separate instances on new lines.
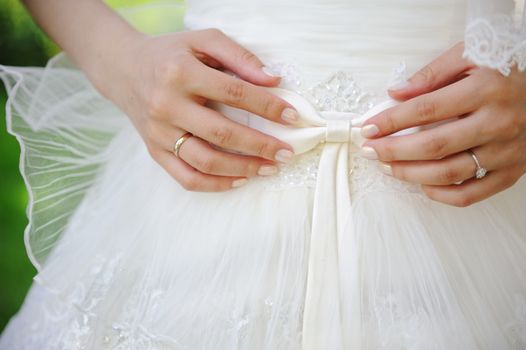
xmin=0 ymin=0 xmax=185 ymax=333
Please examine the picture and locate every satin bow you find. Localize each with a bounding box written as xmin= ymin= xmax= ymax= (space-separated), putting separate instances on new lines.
xmin=217 ymin=88 xmax=397 ymax=349
xmin=265 ymin=89 xmax=397 ymax=349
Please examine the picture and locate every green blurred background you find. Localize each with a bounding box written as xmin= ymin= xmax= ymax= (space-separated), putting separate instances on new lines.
xmin=0 ymin=0 xmax=185 ymax=333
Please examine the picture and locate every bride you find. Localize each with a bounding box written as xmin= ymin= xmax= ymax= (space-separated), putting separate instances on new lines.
xmin=1 ymin=0 xmax=526 ymax=348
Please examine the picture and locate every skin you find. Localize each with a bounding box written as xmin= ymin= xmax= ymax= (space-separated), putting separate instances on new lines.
xmin=21 ymin=2 xmax=526 ymax=205
xmin=22 ymin=0 xmax=298 ymax=192
xmin=361 ymin=43 xmax=526 ymax=207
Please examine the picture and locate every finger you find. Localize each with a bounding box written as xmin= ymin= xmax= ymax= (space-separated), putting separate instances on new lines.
xmin=190 ymin=28 xmax=280 ymax=86
xmin=362 ymin=75 xmax=482 ymax=138
xmin=384 ymin=141 xmax=520 ymax=186
xmin=388 ymin=42 xmax=475 ymax=100
xmin=362 ymin=112 xmax=488 ymax=162
xmin=153 ymin=149 xmax=248 ymax=192
xmin=185 ymin=61 xmax=298 ymax=125
xmin=182 ymin=137 xmax=279 ymax=177
xmin=421 ymin=165 xmax=524 ymax=207
xmin=174 ymin=103 xmax=294 ymax=163
xmin=157 ymin=127 xmax=279 ymax=177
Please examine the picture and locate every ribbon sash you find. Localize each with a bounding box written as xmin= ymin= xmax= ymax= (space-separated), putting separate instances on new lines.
xmin=215 ymin=88 xmax=397 ymax=349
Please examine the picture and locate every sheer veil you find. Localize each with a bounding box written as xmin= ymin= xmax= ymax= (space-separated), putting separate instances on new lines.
xmin=465 ymin=0 xmax=526 ymax=75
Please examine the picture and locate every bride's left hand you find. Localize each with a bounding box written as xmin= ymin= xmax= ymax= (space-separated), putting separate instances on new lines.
xmin=360 ymin=43 xmax=526 ymax=207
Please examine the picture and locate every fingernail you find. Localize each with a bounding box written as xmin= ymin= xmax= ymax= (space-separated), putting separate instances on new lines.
xmin=262 ymin=66 xmax=280 ymax=78
xmin=388 ymin=80 xmax=411 ymax=91
xmin=275 ymin=149 xmax=294 ymax=163
xmin=258 ymin=165 xmax=278 ymax=176
xmin=361 ymin=124 xmax=380 ymax=138
xmin=359 ymin=146 xmax=378 ymax=160
xmin=377 ymin=162 xmax=393 ymax=176
xmin=281 ymin=108 xmax=299 ymax=124
xmin=232 ymin=178 xmax=248 ymax=188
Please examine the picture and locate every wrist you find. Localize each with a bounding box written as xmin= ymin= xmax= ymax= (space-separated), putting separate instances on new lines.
xmin=86 ymin=27 xmax=148 ymax=100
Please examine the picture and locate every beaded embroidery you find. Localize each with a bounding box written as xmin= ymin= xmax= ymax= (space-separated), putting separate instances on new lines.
xmin=260 ymin=64 xmax=421 ymax=198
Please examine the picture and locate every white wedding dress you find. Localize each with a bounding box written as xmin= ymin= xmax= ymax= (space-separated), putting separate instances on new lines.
xmin=1 ymin=0 xmax=526 ymax=349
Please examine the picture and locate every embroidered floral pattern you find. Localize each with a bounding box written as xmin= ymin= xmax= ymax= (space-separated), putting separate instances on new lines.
xmin=261 ymin=64 xmax=421 ymax=198
xmin=464 ymin=15 xmax=526 ymax=76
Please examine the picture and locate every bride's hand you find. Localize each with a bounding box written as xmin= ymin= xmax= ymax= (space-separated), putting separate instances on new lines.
xmin=360 ymin=43 xmax=526 ymax=207
xmin=94 ymin=29 xmax=297 ymax=192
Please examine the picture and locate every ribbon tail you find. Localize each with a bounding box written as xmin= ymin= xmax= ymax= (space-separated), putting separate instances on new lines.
xmin=302 ymin=143 xmax=353 ymax=350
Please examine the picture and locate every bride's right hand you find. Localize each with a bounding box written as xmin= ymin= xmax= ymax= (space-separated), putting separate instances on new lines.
xmin=93 ymin=29 xmax=297 ymax=192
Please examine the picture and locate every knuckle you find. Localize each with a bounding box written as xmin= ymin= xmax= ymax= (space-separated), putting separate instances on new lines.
xmin=451 ymin=193 xmax=475 ymax=208
xmin=255 ymin=140 xmax=275 ymax=158
xmin=503 ymin=123 xmax=520 ymax=141
xmin=160 ymin=60 xmax=185 ymax=84
xmin=492 ymin=116 xmax=516 ymax=140
xmin=194 ymin=154 xmax=216 ymax=174
xmin=481 ymin=74 xmax=508 ymax=99
xmin=391 ymin=165 xmax=406 ymax=181
xmin=379 ymin=142 xmax=396 ymax=161
xmin=239 ymin=49 xmax=258 ymax=65
xmin=421 ymin=186 xmax=439 ymax=202
xmin=147 ymin=90 xmax=169 ymax=118
xmin=380 ymin=109 xmax=398 ymax=132
xmin=439 ymin=166 xmax=461 ymax=184
xmin=415 ymin=98 xmax=437 ymax=122
xmin=180 ymin=175 xmax=201 ymax=192
xmin=414 ymin=65 xmax=437 ymax=87
xmin=211 ymin=126 xmax=234 ymax=147
xmin=423 ymin=136 xmax=449 ymax=159
xmin=260 ymin=95 xmax=281 ymax=118
xmin=223 ymin=81 xmax=246 ymax=104
xmin=503 ymin=117 xmax=522 ymax=140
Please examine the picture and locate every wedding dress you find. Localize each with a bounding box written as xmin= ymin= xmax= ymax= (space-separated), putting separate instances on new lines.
xmin=1 ymin=0 xmax=526 ymax=349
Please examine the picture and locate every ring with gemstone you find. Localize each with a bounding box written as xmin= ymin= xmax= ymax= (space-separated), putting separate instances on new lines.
xmin=468 ymin=149 xmax=487 ymax=180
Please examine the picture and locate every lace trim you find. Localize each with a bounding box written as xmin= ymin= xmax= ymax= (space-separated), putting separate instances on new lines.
xmin=6 ymin=268 xmax=524 ymax=349
xmin=2 ymin=65 xmax=522 ymax=350
xmin=1 ymin=252 xmax=306 ymax=350
xmin=464 ymin=15 xmax=526 ymax=76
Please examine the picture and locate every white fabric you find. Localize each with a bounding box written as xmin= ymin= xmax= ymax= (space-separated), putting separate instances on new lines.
xmin=1 ymin=1 xmax=526 ymax=349
xmin=464 ymin=0 xmax=526 ymax=75
xmin=217 ymin=90 xmax=397 ymax=349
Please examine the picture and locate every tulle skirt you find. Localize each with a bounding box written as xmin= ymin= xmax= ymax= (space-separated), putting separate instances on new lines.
xmin=1 ymin=21 xmax=526 ymax=350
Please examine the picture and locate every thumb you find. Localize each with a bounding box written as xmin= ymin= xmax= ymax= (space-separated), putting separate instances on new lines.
xmin=191 ymin=28 xmax=280 ymax=87
xmin=388 ymin=43 xmax=474 ymax=101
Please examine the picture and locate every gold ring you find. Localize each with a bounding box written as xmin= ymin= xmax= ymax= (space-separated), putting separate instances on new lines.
xmin=173 ymin=132 xmax=193 ymax=158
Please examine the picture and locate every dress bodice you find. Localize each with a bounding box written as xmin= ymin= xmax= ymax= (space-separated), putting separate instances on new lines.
xmin=184 ymin=0 xmax=468 ymax=91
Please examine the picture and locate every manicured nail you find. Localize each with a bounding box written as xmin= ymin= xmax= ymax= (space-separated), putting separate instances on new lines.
xmin=262 ymin=66 xmax=280 ymax=78
xmin=378 ymin=162 xmax=393 ymax=176
xmin=359 ymin=146 xmax=379 ymax=160
xmin=232 ymin=178 xmax=248 ymax=188
xmin=281 ymin=107 xmax=299 ymax=124
xmin=275 ymin=149 xmax=294 ymax=163
xmin=361 ymin=124 xmax=380 ymax=138
xmin=388 ymin=80 xmax=411 ymax=91
xmin=258 ymin=165 xmax=278 ymax=176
